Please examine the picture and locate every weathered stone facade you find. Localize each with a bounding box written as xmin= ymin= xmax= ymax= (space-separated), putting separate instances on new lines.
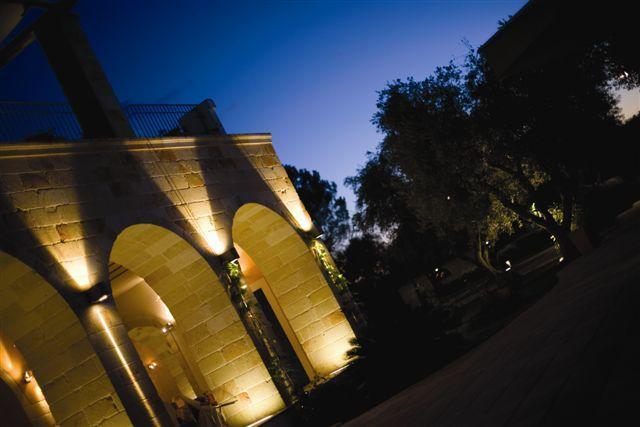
xmin=0 ymin=134 xmax=355 ymax=426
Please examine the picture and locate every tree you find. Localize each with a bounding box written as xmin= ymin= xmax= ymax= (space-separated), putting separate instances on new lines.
xmin=349 ymin=44 xmax=632 ymax=262
xmin=285 ymin=165 xmax=350 ymax=251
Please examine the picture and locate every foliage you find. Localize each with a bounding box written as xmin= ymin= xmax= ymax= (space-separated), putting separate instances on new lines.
xmin=310 ymin=239 xmax=349 ymax=292
xmin=285 ymin=165 xmax=350 ymax=251
xmin=225 ymin=260 xmax=247 ymax=295
xmin=348 ymin=44 xmax=634 ymax=261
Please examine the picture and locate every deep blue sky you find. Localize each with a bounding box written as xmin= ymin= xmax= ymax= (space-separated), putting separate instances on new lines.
xmin=0 ymin=0 xmax=548 ymax=211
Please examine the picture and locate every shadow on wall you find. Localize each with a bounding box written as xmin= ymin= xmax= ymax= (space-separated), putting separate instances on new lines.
xmin=0 ymin=132 xmax=322 ymax=426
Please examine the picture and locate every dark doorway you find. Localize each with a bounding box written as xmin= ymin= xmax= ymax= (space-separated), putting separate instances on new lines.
xmin=252 ymin=289 xmax=309 ymax=390
xmin=0 ymin=379 xmax=32 ymax=427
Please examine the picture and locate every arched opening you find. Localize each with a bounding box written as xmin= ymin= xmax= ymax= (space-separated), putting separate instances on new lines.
xmin=0 ymin=251 xmax=129 ymax=426
xmin=109 ymin=223 xmax=284 ymax=427
xmin=109 ymin=263 xmax=197 ymax=424
xmin=0 ymin=331 xmax=54 ymax=426
xmin=232 ymin=203 xmax=355 ymax=378
xmin=0 ymin=375 xmax=31 ymax=427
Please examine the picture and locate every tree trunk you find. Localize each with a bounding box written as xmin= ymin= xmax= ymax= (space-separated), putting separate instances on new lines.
xmin=473 ymin=234 xmax=502 ymax=275
xmin=551 ymin=228 xmax=581 ymax=261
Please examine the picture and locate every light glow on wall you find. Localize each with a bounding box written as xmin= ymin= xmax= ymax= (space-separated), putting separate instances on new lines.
xmin=288 ymin=201 xmax=314 ymax=232
xmin=0 ymin=331 xmax=54 ymax=424
xmin=61 ymin=258 xmax=91 ymax=290
xmin=201 ymin=228 xmax=228 ymax=255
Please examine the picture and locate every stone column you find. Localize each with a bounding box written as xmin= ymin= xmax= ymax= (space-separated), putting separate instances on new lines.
xmin=79 ymin=300 xmax=173 ymax=427
xmin=308 ymin=238 xmax=367 ymax=335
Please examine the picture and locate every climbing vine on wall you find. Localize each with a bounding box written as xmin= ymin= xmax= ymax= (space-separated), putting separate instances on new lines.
xmin=310 ymin=239 xmax=367 ymax=332
xmin=223 ymin=259 xmax=297 ymax=402
xmin=225 ymin=260 xmax=248 ymax=295
xmin=310 ymin=239 xmax=349 ymax=293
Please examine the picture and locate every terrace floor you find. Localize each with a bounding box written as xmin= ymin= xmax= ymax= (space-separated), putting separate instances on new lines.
xmin=347 ymin=214 xmax=640 ymax=426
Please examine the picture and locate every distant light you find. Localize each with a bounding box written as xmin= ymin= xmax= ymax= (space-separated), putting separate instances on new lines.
xmin=147 ymin=362 xmax=158 ymax=371
xmin=434 ymin=267 xmax=439 ymax=272
xmin=24 ymin=371 xmax=33 ymax=383
xmin=485 ymin=240 xmax=490 ymax=245
xmin=619 ymin=71 xmax=629 ymax=80
xmin=559 ymin=257 xmax=565 ymax=263
xmin=446 ymin=196 xmax=451 ymax=200
xmin=505 ymin=260 xmax=512 ymax=272
xmin=96 ymin=294 xmax=109 ymax=303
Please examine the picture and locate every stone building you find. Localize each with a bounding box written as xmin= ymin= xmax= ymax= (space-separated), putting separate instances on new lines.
xmin=0 ymin=4 xmax=358 ymax=427
xmin=0 ymin=131 xmax=359 ymax=427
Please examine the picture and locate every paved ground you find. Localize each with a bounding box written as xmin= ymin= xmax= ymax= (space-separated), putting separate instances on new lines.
xmin=347 ymin=218 xmax=640 ymax=426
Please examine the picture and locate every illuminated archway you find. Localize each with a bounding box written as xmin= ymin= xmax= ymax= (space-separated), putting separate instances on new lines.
xmin=110 ymin=264 xmax=197 ymax=405
xmin=0 ymin=251 xmax=130 ymax=426
xmin=232 ymin=203 xmax=355 ymax=377
xmin=109 ymin=223 xmax=284 ymax=426
xmin=0 ymin=331 xmax=55 ymax=426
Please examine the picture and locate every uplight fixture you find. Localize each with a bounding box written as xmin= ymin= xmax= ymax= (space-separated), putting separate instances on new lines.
xmin=84 ymin=282 xmax=111 ymax=304
xmin=161 ymin=322 xmax=174 ymax=334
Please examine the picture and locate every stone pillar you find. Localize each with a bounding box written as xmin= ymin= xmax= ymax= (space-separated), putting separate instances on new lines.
xmin=79 ymin=301 xmax=173 ymax=427
xmin=308 ymin=238 xmax=367 ymax=335
xmin=221 ymin=252 xmax=297 ymax=405
xmin=35 ymin=12 xmax=134 ymax=138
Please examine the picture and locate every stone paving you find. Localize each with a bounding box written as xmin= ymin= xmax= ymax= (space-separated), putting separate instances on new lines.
xmin=347 ymin=218 xmax=640 ymax=426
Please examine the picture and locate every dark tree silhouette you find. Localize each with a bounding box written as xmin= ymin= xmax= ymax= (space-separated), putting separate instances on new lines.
xmin=285 ymin=165 xmax=350 ymax=251
xmin=349 ymin=45 xmax=635 ymax=262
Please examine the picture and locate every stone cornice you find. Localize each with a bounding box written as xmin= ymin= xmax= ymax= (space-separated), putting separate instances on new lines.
xmin=0 ymin=133 xmax=272 ymax=158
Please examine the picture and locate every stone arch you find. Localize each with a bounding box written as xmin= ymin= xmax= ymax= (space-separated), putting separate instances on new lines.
xmin=232 ymin=203 xmax=355 ymax=377
xmin=109 ymin=223 xmax=284 ymax=427
xmin=110 ymin=263 xmax=197 ymax=402
xmin=0 ymin=251 xmax=130 ymax=426
xmin=0 ymin=330 xmax=55 ymax=426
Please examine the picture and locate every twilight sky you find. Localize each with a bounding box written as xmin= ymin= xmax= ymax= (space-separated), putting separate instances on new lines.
xmin=1 ymin=0 xmax=637 ymax=212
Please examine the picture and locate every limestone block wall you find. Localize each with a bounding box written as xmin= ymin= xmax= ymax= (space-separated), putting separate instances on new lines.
xmin=0 ymin=134 xmax=310 ymax=290
xmin=110 ymin=223 xmax=284 ymax=426
xmin=0 ymin=133 xmax=338 ymax=424
xmin=233 ymin=204 xmax=356 ymax=376
xmin=0 ymin=252 xmax=130 ymax=426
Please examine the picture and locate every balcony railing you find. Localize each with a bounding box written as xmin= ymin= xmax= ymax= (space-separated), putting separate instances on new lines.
xmin=126 ymin=103 xmax=198 ymax=138
xmin=0 ymin=101 xmax=198 ymax=142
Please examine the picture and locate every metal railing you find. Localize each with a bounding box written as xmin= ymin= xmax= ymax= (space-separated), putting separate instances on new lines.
xmin=0 ymin=101 xmax=198 ymax=142
xmin=0 ymin=101 xmax=83 ymax=142
xmin=126 ymin=103 xmax=196 ymax=138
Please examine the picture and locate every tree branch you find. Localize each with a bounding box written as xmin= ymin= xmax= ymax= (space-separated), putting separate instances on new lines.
xmin=488 ymin=185 xmax=550 ymax=230
xmin=487 ymin=161 xmax=537 ymax=197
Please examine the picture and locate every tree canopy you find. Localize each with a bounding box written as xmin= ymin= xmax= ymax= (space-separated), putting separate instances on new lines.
xmin=348 ymin=44 xmax=634 ymax=263
xmin=285 ymin=165 xmax=350 ymax=251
